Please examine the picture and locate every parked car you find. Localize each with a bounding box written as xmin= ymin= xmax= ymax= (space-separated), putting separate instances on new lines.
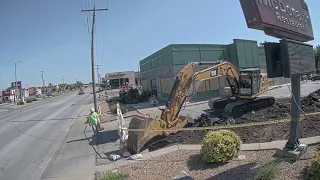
xmin=310 ymin=70 xmax=320 ymax=81
xmin=79 ymin=88 xmax=85 ymax=95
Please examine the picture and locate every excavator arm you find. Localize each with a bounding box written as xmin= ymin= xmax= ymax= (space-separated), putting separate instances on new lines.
xmin=127 ymin=60 xmax=243 ymax=153
xmin=161 ymin=60 xmax=241 ymax=125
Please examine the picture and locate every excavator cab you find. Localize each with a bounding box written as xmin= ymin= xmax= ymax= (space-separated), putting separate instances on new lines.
xmin=238 ymin=68 xmax=261 ymax=97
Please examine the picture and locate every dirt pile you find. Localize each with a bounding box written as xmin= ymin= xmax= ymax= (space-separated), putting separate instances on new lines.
xmin=195 ymin=89 xmax=320 ymax=126
xmin=147 ymin=89 xmax=320 ymax=151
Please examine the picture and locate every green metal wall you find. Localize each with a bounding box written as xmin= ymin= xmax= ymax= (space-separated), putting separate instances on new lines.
xmin=139 ymin=39 xmax=261 ymax=73
xmin=139 ymin=45 xmax=172 ymax=73
xmin=233 ymin=39 xmax=260 ymax=69
xmin=139 ymin=40 xmax=262 ymax=102
xmin=171 ymin=44 xmax=228 ymax=65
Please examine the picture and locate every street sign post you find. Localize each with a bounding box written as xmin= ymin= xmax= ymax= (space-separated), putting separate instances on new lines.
xmin=239 ymin=0 xmax=315 ymax=159
xmin=239 ymin=0 xmax=314 ymax=42
xmin=280 ymin=39 xmax=315 ymax=77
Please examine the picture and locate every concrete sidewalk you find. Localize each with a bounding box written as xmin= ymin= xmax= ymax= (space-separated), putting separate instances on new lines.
xmin=43 ymin=104 xmax=96 ymax=180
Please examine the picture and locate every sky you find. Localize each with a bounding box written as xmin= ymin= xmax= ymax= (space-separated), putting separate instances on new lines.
xmin=0 ymin=0 xmax=319 ymax=89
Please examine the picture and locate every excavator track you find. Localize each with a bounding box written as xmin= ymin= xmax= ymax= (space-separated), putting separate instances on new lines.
xmin=224 ymin=96 xmax=275 ymax=116
xmin=210 ymin=96 xmax=275 ymax=117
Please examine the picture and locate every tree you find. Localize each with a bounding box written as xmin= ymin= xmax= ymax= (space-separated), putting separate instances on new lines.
xmin=259 ymin=41 xmax=268 ymax=47
xmin=75 ymin=81 xmax=83 ymax=88
xmin=314 ymin=45 xmax=320 ymax=70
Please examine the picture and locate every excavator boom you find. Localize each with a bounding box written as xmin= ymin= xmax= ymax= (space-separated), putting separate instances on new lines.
xmin=127 ymin=62 xmax=197 ymax=153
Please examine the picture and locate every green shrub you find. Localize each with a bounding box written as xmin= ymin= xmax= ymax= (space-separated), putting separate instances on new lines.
xmin=32 ymin=98 xmax=38 ymax=101
xmin=138 ymin=90 xmax=151 ymax=102
xmin=109 ymin=103 xmax=128 ymax=114
xmin=200 ymin=130 xmax=242 ymax=163
xmin=256 ymin=160 xmax=281 ymax=180
xmin=121 ymin=88 xmax=140 ymax=104
xmin=309 ymin=152 xmax=320 ymax=180
xmin=101 ymin=172 xmax=127 ymax=180
xmin=17 ymin=101 xmax=25 ymax=105
xmin=26 ymin=99 xmax=33 ymax=103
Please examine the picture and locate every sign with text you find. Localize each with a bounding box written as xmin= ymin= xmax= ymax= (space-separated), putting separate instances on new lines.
xmin=11 ymin=81 xmax=22 ymax=89
xmin=280 ymin=39 xmax=315 ymax=77
xmin=108 ymin=72 xmax=126 ymax=78
xmin=239 ymin=0 xmax=314 ymax=42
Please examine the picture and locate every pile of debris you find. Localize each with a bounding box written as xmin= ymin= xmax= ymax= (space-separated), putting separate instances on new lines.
xmin=147 ymin=89 xmax=320 ymax=151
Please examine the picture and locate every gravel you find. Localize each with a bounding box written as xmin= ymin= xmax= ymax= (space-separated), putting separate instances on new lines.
xmin=97 ymin=144 xmax=319 ymax=180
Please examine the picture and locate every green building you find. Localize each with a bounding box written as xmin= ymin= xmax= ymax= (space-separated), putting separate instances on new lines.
xmin=139 ymin=39 xmax=284 ymax=102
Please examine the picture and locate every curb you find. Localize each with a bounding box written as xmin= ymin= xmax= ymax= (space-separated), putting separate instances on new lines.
xmin=95 ymin=136 xmax=320 ymax=172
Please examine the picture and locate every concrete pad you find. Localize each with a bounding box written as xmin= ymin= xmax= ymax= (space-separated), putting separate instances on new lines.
xmin=96 ymin=163 xmax=116 ymax=172
xmin=114 ymin=158 xmax=137 ymax=168
xmin=241 ymin=143 xmax=260 ymax=151
xmin=45 ymin=154 xmax=95 ymax=178
xmin=300 ymin=136 xmax=320 ymax=145
xmin=177 ymin=144 xmax=201 ymax=151
xmin=259 ymin=140 xmax=286 ymax=150
xmin=56 ymin=138 xmax=94 ymax=161
xmin=148 ymin=145 xmax=179 ymax=158
xmin=137 ymin=152 xmax=153 ymax=161
xmin=44 ymin=174 xmax=93 ymax=180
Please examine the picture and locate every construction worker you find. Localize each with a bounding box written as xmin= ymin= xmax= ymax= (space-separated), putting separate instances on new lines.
xmin=88 ymin=108 xmax=100 ymax=138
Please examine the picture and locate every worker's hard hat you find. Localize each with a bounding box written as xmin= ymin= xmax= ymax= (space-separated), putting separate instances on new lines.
xmin=90 ymin=108 xmax=95 ymax=112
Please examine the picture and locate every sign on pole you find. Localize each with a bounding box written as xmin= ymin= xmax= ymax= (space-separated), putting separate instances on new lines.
xmin=239 ymin=0 xmax=315 ymax=153
xmin=280 ymin=39 xmax=315 ymax=77
xmin=239 ymin=0 xmax=314 ymax=42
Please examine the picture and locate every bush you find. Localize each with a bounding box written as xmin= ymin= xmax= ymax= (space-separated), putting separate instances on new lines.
xmin=109 ymin=103 xmax=128 ymax=114
xmin=106 ymin=97 xmax=123 ymax=104
xmin=17 ymin=101 xmax=25 ymax=105
xmin=256 ymin=160 xmax=281 ymax=180
xmin=26 ymin=99 xmax=33 ymax=103
xmin=32 ymin=98 xmax=38 ymax=101
xmin=138 ymin=90 xmax=151 ymax=102
xmin=309 ymin=152 xmax=320 ymax=180
xmin=200 ymin=130 xmax=242 ymax=163
xmin=121 ymin=88 xmax=140 ymax=104
xmin=101 ymin=172 xmax=127 ymax=180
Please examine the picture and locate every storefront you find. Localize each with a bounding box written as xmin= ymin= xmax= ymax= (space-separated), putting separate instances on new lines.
xmin=105 ymin=71 xmax=140 ymax=89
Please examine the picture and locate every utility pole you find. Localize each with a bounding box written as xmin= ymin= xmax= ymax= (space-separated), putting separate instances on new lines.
xmin=95 ymin=64 xmax=102 ymax=91
xmin=14 ymin=61 xmax=22 ymax=105
xmin=14 ymin=63 xmax=17 ymax=104
xmin=81 ymin=6 xmax=108 ymax=113
xmin=62 ymin=75 xmax=65 ymax=92
xmin=41 ymin=71 xmax=45 ymax=94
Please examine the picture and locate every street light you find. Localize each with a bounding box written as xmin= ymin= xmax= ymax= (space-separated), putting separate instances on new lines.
xmin=14 ymin=61 xmax=22 ymax=104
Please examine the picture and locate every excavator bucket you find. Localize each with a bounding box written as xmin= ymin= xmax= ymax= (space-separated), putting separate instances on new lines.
xmin=126 ymin=115 xmax=190 ymax=154
xmin=126 ymin=115 xmax=166 ymax=154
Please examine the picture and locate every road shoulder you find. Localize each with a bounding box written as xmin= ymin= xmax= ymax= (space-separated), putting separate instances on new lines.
xmin=43 ymin=103 xmax=96 ymax=180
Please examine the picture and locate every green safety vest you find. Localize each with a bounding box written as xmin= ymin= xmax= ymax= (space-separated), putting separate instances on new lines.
xmin=89 ymin=112 xmax=100 ymax=125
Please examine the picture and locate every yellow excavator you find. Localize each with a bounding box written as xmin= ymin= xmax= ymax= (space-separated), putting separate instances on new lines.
xmin=127 ymin=60 xmax=275 ymax=153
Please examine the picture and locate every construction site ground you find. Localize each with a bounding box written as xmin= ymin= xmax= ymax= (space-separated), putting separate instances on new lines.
xmin=96 ymin=143 xmax=319 ymax=180
xmin=96 ymin=81 xmax=320 ymax=166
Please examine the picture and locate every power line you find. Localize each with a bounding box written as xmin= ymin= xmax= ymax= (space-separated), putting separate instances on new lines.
xmin=80 ymin=0 xmax=91 ymax=45
xmin=100 ymin=0 xmax=109 ymax=65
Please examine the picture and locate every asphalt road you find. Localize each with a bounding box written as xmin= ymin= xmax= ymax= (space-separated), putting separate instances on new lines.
xmin=0 ymin=90 xmax=92 ymax=180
